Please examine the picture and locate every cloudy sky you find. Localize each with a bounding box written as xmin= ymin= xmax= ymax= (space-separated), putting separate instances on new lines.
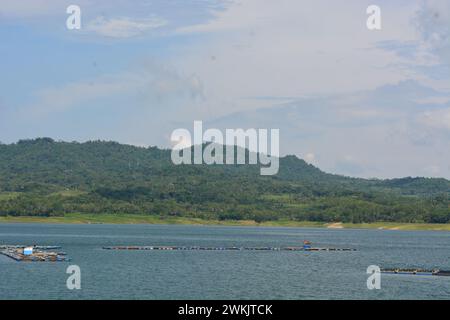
xmin=0 ymin=0 xmax=449 ymax=179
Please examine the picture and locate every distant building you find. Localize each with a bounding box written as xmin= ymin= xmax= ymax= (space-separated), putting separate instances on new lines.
xmin=23 ymin=247 xmax=33 ymax=255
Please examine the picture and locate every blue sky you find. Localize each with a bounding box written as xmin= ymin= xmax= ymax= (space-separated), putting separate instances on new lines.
xmin=0 ymin=0 xmax=449 ymax=179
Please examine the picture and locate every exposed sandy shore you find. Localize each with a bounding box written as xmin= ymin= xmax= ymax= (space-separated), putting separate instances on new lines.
xmin=327 ymin=223 xmax=344 ymax=229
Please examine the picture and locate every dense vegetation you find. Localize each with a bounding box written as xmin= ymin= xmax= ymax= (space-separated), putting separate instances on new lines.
xmin=0 ymin=138 xmax=448 ymax=224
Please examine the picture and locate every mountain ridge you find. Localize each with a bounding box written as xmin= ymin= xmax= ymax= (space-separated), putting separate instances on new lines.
xmin=0 ymin=138 xmax=448 ymax=224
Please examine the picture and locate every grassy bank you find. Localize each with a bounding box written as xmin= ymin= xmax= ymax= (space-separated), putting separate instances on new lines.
xmin=0 ymin=213 xmax=324 ymax=228
xmin=0 ymin=213 xmax=450 ymax=231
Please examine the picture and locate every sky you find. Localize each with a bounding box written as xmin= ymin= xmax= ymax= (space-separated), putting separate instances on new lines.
xmin=0 ymin=0 xmax=449 ymax=179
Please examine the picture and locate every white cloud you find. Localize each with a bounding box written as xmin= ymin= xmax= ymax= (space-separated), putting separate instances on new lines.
xmin=378 ymin=1 xmax=450 ymax=91
xmin=414 ymin=0 xmax=450 ymax=64
xmin=167 ymin=0 xmax=450 ymax=178
xmin=206 ymin=80 xmax=450 ymax=178
xmin=24 ymin=62 xmax=203 ymax=115
xmin=304 ymin=153 xmax=316 ymax=164
xmin=85 ymin=16 xmax=168 ymax=38
xmin=419 ymin=108 xmax=450 ymax=130
xmin=423 ymin=164 xmax=441 ymax=176
xmin=170 ymin=134 xmax=192 ymax=150
xmin=10 ymin=61 xmax=205 ymax=147
xmin=174 ymin=0 xmax=424 ymax=119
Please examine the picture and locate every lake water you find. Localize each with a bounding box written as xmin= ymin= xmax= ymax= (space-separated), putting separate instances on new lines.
xmin=1 ymin=223 xmax=449 ymax=300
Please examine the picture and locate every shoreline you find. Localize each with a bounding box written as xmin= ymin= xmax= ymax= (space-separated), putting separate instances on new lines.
xmin=0 ymin=213 xmax=450 ymax=231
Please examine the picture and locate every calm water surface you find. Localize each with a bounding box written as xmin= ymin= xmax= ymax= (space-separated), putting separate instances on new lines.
xmin=1 ymin=223 xmax=449 ymax=300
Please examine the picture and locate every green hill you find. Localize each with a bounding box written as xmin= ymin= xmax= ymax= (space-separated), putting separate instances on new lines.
xmin=0 ymin=138 xmax=448 ymax=224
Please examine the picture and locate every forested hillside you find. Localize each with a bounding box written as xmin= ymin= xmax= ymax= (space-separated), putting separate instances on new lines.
xmin=0 ymin=138 xmax=448 ymax=223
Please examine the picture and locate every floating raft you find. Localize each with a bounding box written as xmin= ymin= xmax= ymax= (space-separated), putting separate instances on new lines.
xmin=0 ymin=245 xmax=69 ymax=262
xmin=0 ymin=245 xmax=61 ymax=250
xmin=102 ymin=246 xmax=356 ymax=252
xmin=381 ymin=268 xmax=450 ymax=277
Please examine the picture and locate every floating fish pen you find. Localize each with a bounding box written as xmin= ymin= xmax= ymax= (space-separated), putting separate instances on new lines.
xmin=381 ymin=268 xmax=450 ymax=277
xmin=102 ymin=246 xmax=356 ymax=252
xmin=0 ymin=245 xmax=62 ymax=250
xmin=0 ymin=245 xmax=69 ymax=262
